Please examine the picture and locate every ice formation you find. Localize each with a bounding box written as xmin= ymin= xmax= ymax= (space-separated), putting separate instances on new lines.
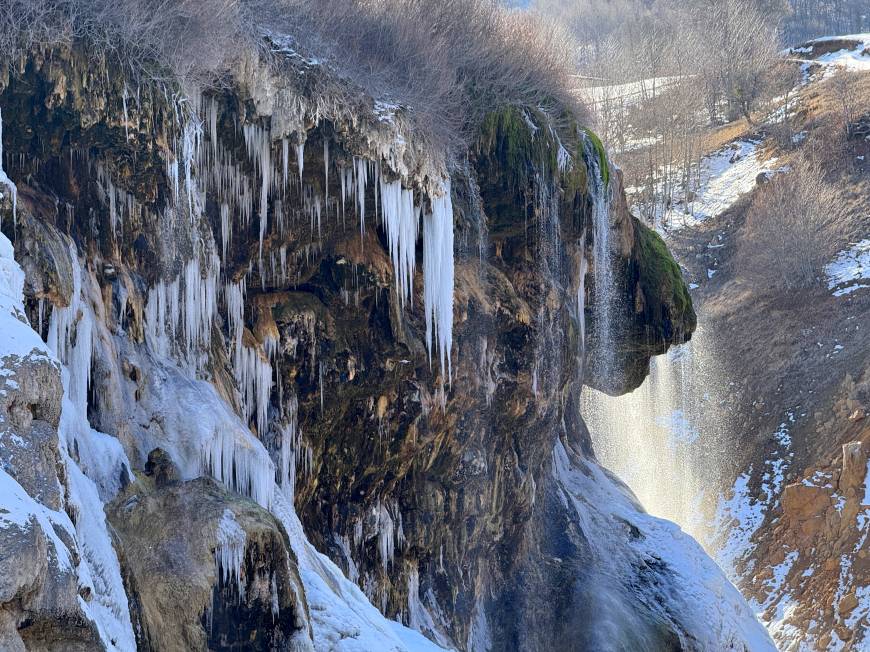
xmin=0 ymin=109 xmax=18 ymax=227
xmin=380 ymin=179 xmax=419 ymax=307
xmin=215 ymin=508 xmax=247 ymax=597
xmin=2 ymin=231 xmax=136 ymax=650
xmin=422 ymin=182 xmax=455 ymax=380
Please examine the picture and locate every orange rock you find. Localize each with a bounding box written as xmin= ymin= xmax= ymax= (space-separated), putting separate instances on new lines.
xmin=839 ymin=592 xmax=858 ymax=614
xmin=840 ymin=441 xmax=867 ymax=494
xmin=782 ymin=483 xmax=831 ymax=521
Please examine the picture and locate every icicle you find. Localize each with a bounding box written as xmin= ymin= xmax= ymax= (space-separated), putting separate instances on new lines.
xmin=0 ymin=108 xmax=18 ymax=228
xmin=236 ymin=343 xmax=272 ymax=436
xmin=323 ymin=140 xmax=329 ymax=216
xmin=422 ymin=181 xmax=455 ymax=381
xmin=355 ymin=157 xmax=367 ymax=238
xmin=215 ymin=509 xmax=246 ymax=598
xmin=122 ymin=84 xmax=130 ymax=142
xmin=46 ymin=240 xmax=93 ymax=416
xmin=182 ymin=119 xmax=202 ymax=220
xmin=220 ymin=203 xmax=231 ymax=261
xmin=376 ymin=502 xmax=395 ymax=572
xmin=202 ymin=423 xmax=275 ymax=508
xmin=282 ymin=138 xmax=289 ymax=190
xmin=380 ymin=179 xmax=418 ymax=308
xmin=279 ymin=394 xmax=299 ymax=498
xmin=296 ymin=139 xmax=304 ymax=186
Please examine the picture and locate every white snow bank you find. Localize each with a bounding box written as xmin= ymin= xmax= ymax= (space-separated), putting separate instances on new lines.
xmin=658 ymin=140 xmax=777 ymax=231
xmin=272 ymin=493 xmax=453 ymax=652
xmin=0 ymin=233 xmax=51 ymax=361
xmin=578 ymin=76 xmax=681 ymax=109
xmin=826 ymin=239 xmax=870 ymax=296
xmin=0 ymin=466 xmax=75 ymax=571
xmin=553 ymin=439 xmax=776 ymax=651
xmin=791 ymin=34 xmax=870 ymax=72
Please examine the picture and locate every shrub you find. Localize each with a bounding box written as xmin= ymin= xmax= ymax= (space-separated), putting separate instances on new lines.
xmin=0 ymin=0 xmax=586 ymax=153
xmin=738 ymin=154 xmax=842 ymax=291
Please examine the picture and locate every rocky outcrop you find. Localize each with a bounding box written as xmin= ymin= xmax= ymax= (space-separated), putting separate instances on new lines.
xmin=0 ymin=30 xmax=772 ymax=652
xmin=107 ymin=456 xmax=310 ymax=652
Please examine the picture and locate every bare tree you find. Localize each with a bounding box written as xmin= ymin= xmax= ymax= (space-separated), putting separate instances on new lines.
xmin=738 ymin=154 xmax=842 ymax=291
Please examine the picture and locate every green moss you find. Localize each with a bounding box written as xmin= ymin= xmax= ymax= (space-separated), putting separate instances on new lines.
xmin=477 ymin=107 xmax=559 ymax=188
xmin=633 ymin=218 xmax=695 ymax=331
xmin=582 ymin=128 xmax=609 ymax=187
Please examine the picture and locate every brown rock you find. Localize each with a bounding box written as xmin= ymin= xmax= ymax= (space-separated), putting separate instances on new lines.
xmin=840 ymin=441 xmax=867 ymax=494
xmin=782 ymin=482 xmax=831 ymax=521
xmin=839 ymin=592 xmax=858 ymax=617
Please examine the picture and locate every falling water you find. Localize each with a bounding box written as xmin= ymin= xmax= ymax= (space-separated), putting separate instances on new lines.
xmin=581 ymin=325 xmax=732 ymax=534
xmin=583 ymin=135 xmax=615 ymax=380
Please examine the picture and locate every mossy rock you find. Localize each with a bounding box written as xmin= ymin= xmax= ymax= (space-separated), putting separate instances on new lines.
xmin=632 ymin=218 xmax=696 ymax=339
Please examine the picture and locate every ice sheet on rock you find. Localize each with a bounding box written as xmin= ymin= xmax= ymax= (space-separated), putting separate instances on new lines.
xmin=138 ymin=360 xmax=275 ymax=507
xmin=271 ymin=493 xmax=452 ymax=652
xmin=215 ymin=508 xmax=247 ymax=597
xmin=0 ymin=466 xmax=74 ymax=571
xmin=3 ymin=232 xmax=135 ymax=650
xmin=552 ymin=439 xmax=776 ymax=651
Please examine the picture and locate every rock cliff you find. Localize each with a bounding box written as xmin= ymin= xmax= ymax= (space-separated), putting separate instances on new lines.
xmin=0 ymin=32 xmax=769 ymax=652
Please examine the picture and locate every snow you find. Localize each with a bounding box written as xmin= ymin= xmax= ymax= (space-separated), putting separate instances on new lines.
xmin=826 ymin=239 xmax=870 ymax=296
xmin=271 ymin=493 xmax=452 ymax=652
xmin=791 ymin=34 xmax=870 ymax=72
xmin=658 ymin=140 xmax=777 ymax=231
xmin=578 ymin=76 xmax=681 ymax=109
xmin=552 ymin=439 xmax=776 ymax=650
xmin=0 ymin=233 xmax=48 ymax=361
xmin=0 ymin=466 xmax=74 ymax=571
xmin=422 ymin=181 xmax=455 ymax=381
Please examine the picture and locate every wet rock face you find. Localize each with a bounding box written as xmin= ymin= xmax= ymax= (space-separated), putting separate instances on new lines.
xmin=108 ymin=475 xmax=310 ymax=652
xmin=0 ymin=41 xmax=696 ymax=651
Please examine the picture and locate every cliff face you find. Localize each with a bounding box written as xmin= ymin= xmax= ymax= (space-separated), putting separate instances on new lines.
xmin=0 ymin=38 xmax=766 ymax=652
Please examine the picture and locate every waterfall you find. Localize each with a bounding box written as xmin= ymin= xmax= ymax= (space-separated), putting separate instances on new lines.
xmin=583 ymin=134 xmax=615 ymax=381
xmin=581 ymin=325 xmax=732 ymax=534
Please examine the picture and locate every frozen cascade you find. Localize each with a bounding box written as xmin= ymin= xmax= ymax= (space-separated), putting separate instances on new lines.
xmin=236 ymin=341 xmax=273 ymax=436
xmin=380 ymin=179 xmax=419 ymax=307
xmin=0 ymin=108 xmax=18 ymax=227
xmin=422 ymin=181 xmax=454 ymax=381
xmin=4 ymin=233 xmax=136 ymax=650
xmin=144 ymin=249 xmax=220 ymax=364
xmin=215 ymin=508 xmax=247 ymax=597
xmin=552 ymin=439 xmax=776 ymax=650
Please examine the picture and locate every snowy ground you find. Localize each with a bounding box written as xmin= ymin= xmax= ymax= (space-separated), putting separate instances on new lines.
xmin=657 ymin=140 xmax=777 ymax=232
xmin=826 ymin=239 xmax=870 ymax=296
xmin=789 ymin=34 xmax=870 ymax=73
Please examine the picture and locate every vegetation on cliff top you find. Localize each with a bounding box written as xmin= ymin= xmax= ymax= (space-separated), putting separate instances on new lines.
xmin=0 ymin=0 xmax=586 ymax=154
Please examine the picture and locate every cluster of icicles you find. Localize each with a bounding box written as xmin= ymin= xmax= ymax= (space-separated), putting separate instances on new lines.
xmin=47 ymin=92 xmax=455 ymax=517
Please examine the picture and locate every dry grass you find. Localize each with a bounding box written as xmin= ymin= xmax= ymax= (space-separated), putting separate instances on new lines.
xmin=0 ymin=0 xmax=585 ymax=153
